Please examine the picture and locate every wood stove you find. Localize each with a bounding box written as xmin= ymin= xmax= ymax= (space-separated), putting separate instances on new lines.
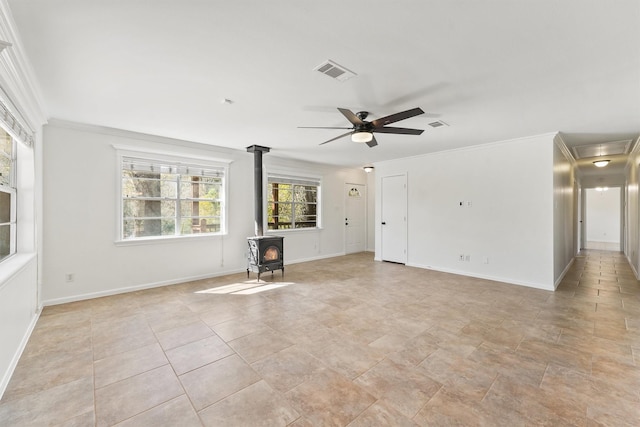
xmin=247 ymin=235 xmax=284 ymax=280
xmin=246 ymin=145 xmax=284 ymax=280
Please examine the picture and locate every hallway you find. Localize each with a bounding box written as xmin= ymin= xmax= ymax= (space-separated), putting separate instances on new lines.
xmin=1 ymin=251 xmax=639 ymax=426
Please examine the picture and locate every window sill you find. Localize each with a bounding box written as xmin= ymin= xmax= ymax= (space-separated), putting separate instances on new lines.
xmin=266 ymin=228 xmax=322 ymax=235
xmin=0 ymin=252 xmax=37 ymax=291
xmin=115 ymin=232 xmax=227 ymax=246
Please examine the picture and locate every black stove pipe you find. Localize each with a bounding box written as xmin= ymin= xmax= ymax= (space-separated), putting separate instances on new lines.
xmin=246 ymin=145 xmax=270 ymax=236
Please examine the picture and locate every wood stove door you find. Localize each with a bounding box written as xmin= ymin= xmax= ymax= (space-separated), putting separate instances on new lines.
xmin=345 ymin=183 xmax=366 ymax=253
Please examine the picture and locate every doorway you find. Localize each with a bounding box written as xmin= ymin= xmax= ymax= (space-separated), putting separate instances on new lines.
xmin=584 ymin=187 xmax=621 ymax=251
xmin=381 ymin=174 xmax=407 ymax=263
xmin=345 ymin=183 xmax=366 ymax=254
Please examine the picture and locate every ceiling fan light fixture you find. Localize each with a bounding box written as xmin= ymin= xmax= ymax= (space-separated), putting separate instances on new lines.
xmin=352 ymin=131 xmax=373 ymax=143
xmin=593 ymin=160 xmax=610 ymax=167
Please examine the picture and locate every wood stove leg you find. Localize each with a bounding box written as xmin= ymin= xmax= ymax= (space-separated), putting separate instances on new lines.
xmin=257 ymin=272 xmax=261 ymax=281
xmin=246 ymin=269 xmax=249 ymax=278
xmin=282 ymin=267 xmax=284 ymax=277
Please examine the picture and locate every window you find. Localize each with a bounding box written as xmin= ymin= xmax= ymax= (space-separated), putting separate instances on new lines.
xmin=121 ymin=156 xmax=226 ymax=240
xmin=267 ymin=174 xmax=320 ymax=230
xmin=0 ymin=128 xmax=16 ymax=261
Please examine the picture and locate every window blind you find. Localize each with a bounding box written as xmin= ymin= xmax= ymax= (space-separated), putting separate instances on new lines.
xmin=122 ymin=157 xmax=225 ymax=177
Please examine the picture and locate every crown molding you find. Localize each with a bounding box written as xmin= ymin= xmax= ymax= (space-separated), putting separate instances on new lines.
xmin=0 ymin=0 xmax=48 ymax=130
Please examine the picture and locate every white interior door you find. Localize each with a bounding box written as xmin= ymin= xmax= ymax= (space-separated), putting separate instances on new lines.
xmin=381 ymin=175 xmax=407 ymax=263
xmin=345 ymin=183 xmax=366 ymax=253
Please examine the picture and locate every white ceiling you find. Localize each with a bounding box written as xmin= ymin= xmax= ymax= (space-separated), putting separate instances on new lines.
xmin=6 ymin=1 xmax=640 ymax=178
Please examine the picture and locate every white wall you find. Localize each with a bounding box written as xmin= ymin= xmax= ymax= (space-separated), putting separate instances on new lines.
xmin=625 ymin=140 xmax=640 ymax=276
xmin=585 ymin=188 xmax=621 ymax=244
xmin=374 ymin=133 xmax=556 ymax=290
xmin=0 ymin=0 xmax=47 ymax=398
xmin=366 ymin=170 xmax=375 ymax=252
xmin=553 ymin=136 xmax=577 ymax=286
xmin=42 ymin=121 xmax=367 ymax=304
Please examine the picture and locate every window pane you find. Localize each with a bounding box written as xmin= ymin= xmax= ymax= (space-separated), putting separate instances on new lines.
xmin=123 ymin=219 xmax=175 ymax=239
xmin=0 ymin=131 xmax=11 ymax=157
xmin=122 ymin=176 xmax=176 ymax=198
xmin=0 ymin=155 xmax=10 ymax=186
xmin=180 ymin=200 xmax=220 ymax=217
xmin=123 ymin=199 xmax=176 ymax=219
xmin=0 ymin=191 xmax=10 ymax=223
xmin=0 ymin=224 xmax=11 ymax=260
xmin=268 ymin=183 xmax=292 ymax=202
xmin=180 ymin=182 xmax=221 ymax=200
xmin=180 ymin=218 xmax=221 ymax=234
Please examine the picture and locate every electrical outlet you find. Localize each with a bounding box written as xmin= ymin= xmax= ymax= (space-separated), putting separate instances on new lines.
xmin=65 ymin=273 xmax=75 ymax=283
xmin=465 ymin=255 xmax=471 ymax=262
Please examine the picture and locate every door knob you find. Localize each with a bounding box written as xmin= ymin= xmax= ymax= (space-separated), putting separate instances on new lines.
xmin=381 ymin=222 xmax=386 ymax=225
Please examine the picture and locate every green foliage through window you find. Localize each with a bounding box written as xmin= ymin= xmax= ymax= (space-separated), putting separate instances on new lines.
xmin=121 ymin=157 xmax=225 ymax=239
xmin=267 ymin=178 xmax=319 ymax=230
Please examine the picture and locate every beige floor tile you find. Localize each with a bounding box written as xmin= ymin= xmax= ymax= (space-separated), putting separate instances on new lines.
xmin=251 ymin=345 xmax=327 ymax=393
xmin=4 ymin=249 xmax=640 ymax=425
xmin=285 ymin=369 xmax=376 ymax=426
xmin=114 ymin=395 xmax=202 ymax=427
xmin=94 ymin=342 xmax=168 ymax=389
xmin=2 ymin=349 xmax=93 ymax=401
xmin=180 ymin=354 xmax=260 ymax=410
xmin=165 ymin=334 xmax=234 ymax=375
xmin=94 ymin=365 xmax=183 ymax=427
xmin=228 ymin=328 xmax=294 ymax=364
xmin=155 ymin=320 xmax=214 ymax=350
xmin=198 ymin=380 xmax=299 ymax=426
xmin=0 ymin=377 xmax=94 ymax=426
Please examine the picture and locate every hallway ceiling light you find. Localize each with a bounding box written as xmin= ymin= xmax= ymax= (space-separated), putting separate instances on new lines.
xmin=592 ymin=144 xmax=610 ymax=167
xmin=363 ymin=165 xmax=374 ymax=173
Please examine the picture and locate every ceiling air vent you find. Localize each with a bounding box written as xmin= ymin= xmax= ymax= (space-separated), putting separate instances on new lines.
xmin=314 ymin=60 xmax=357 ymax=82
xmin=428 ymin=120 xmax=448 ymax=128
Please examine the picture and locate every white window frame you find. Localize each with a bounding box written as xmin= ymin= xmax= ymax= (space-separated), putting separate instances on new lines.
xmin=266 ymin=169 xmax=322 ymax=232
xmin=0 ymin=131 xmax=16 ymax=262
xmin=114 ymin=146 xmax=231 ymax=243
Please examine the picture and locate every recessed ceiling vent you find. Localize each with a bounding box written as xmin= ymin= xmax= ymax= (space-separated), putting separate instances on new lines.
xmin=572 ymin=139 xmax=632 ymax=160
xmin=314 ymin=60 xmax=357 ymax=82
xmin=428 ymin=120 xmax=448 ymax=128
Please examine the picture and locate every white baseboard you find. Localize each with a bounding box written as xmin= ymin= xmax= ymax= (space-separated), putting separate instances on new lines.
xmin=41 ymin=268 xmax=247 ymax=306
xmin=554 ymin=258 xmax=575 ymax=290
xmin=42 ymin=252 xmax=349 ymax=306
xmin=285 ymin=252 xmax=346 ymax=265
xmin=405 ymin=262 xmax=554 ymax=291
xmin=0 ymin=307 xmax=41 ymax=400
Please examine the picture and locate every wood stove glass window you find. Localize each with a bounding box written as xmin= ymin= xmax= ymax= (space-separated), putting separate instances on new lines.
xmin=267 ymin=174 xmax=320 ymax=230
xmin=121 ymin=156 xmax=226 ymax=240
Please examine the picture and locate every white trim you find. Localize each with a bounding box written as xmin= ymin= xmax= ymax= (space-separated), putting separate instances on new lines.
xmin=112 ymin=144 xmax=233 ymax=165
xmin=553 ymin=257 xmax=575 ymax=290
xmin=114 ymin=146 xmax=230 ymax=242
xmin=0 ymin=305 xmax=40 ymax=400
xmin=375 ymin=132 xmax=559 ymax=168
xmin=406 ymin=261 xmax=554 ymax=291
xmin=42 ymin=267 xmax=247 ymax=306
xmin=0 ymin=252 xmax=36 ymax=292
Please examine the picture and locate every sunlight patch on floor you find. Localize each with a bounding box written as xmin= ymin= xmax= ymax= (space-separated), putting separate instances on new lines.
xmin=196 ymin=281 xmax=294 ymax=295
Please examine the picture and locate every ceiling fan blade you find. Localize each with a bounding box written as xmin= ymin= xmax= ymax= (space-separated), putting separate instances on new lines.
xmin=373 ymin=126 xmax=424 ymax=135
xmin=298 ymin=126 xmax=353 ymax=129
xmin=365 ymin=135 xmax=378 ymax=148
xmin=319 ymin=131 xmax=353 ymax=145
xmin=337 ymin=108 xmax=364 ymax=125
xmin=371 ymin=107 xmax=425 ymax=128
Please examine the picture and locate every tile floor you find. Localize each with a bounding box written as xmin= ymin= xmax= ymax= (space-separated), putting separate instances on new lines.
xmin=1 ymin=250 xmax=640 ymax=426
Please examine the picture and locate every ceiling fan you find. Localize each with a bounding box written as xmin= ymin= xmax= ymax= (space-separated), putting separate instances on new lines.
xmin=299 ymin=107 xmax=425 ymax=147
